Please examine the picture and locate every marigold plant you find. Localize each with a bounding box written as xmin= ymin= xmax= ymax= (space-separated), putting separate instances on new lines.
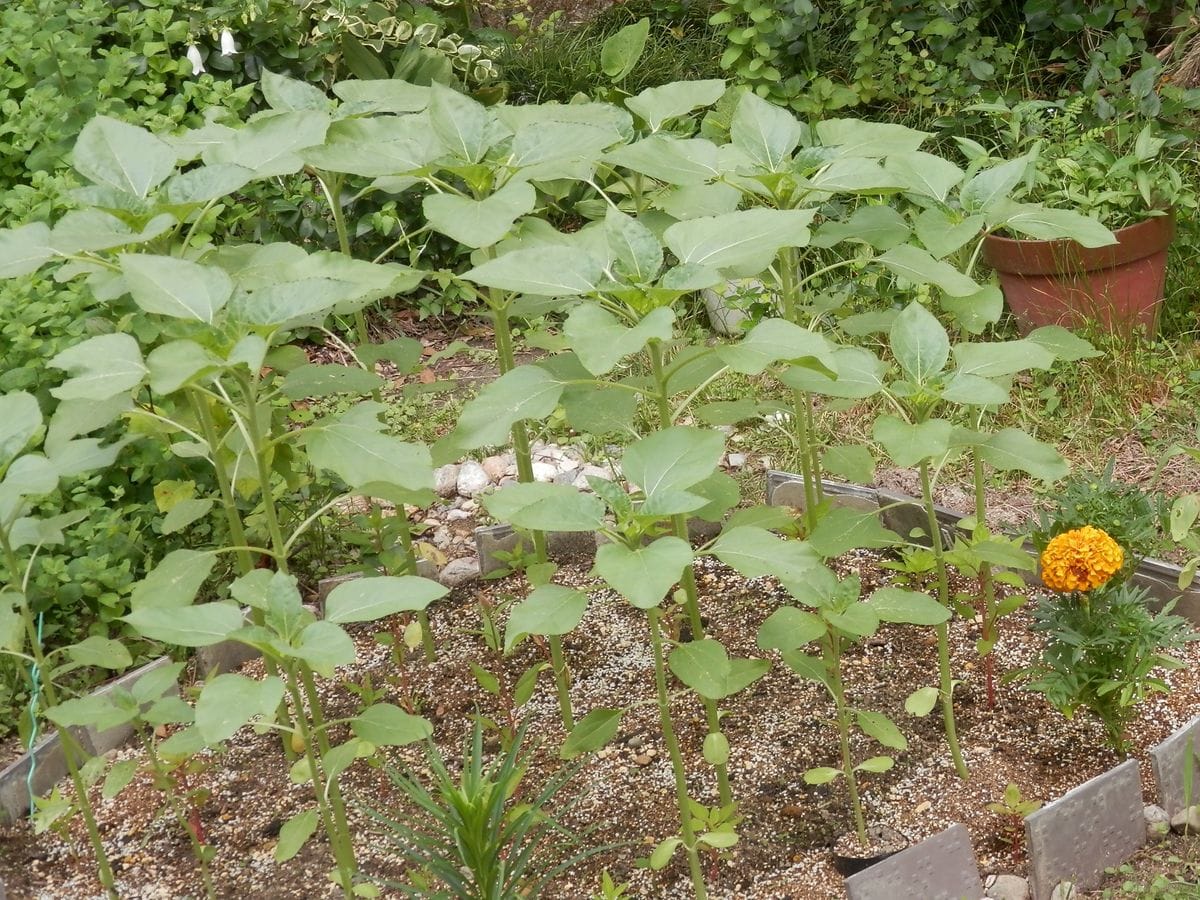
xmin=1039 ymin=526 xmax=1124 ymax=593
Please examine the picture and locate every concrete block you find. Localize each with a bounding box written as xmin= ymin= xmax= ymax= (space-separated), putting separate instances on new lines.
xmin=475 ymin=524 xmax=599 ymax=576
xmin=1025 ymin=759 xmax=1145 ymax=899
xmin=316 ymin=561 xmax=438 ymax=612
xmin=765 ymin=472 xmax=880 ymax=518
xmin=0 ymin=727 xmax=95 ymax=824
xmin=875 ymin=488 xmax=958 ymax=550
xmin=85 ymin=656 xmax=178 ymax=754
xmin=844 ymin=823 xmax=984 ymax=900
xmin=1151 ymin=715 xmax=1200 ymax=817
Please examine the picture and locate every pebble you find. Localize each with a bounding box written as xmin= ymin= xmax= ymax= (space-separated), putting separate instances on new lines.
xmin=633 ymin=754 xmax=652 ymax=766
xmin=456 ymin=460 xmax=489 ymax=497
xmin=781 ymin=804 xmax=804 ymax=818
xmin=1170 ymin=804 xmax=1200 ymax=833
xmin=434 ymin=463 xmax=460 ymax=498
xmin=1050 ymin=882 xmax=1076 ymax=900
xmin=439 ymin=557 xmax=480 ymax=586
xmin=1144 ymin=804 xmax=1171 ymax=840
xmin=912 ymin=800 xmax=931 ymax=815
xmin=531 ymin=461 xmax=557 ymax=482
xmin=433 ymin=527 xmax=452 ymax=549
xmin=580 ymin=464 xmax=616 ymax=482
xmin=481 ymin=454 xmax=511 ymax=481
xmin=554 ymin=470 xmax=580 ymax=487
xmin=446 ymin=509 xmax=471 ymax=521
xmin=985 ymin=874 xmax=1029 ymax=900
xmin=726 ymin=453 xmax=747 ymax=468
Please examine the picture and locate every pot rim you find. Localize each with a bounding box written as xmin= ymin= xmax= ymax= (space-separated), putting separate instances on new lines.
xmin=981 ymin=211 xmax=1175 ymax=277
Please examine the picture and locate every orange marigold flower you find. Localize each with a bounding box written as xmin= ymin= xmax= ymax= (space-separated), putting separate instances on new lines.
xmin=1039 ymin=526 xmax=1124 ymax=593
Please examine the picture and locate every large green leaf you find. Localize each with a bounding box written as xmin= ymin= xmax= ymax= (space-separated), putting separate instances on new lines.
xmin=915 ymin=208 xmax=985 ymax=258
xmin=815 ymin=119 xmax=928 ymax=157
xmin=593 ymin=537 xmax=692 ymax=609
xmin=119 ymin=255 xmax=233 ymax=323
xmin=709 ymin=527 xmax=820 ymax=582
xmin=808 ymin=508 xmax=899 ymax=558
xmin=461 ymin=246 xmax=605 ymax=296
xmin=279 ymin=364 xmax=384 ymax=399
xmin=331 ymin=79 xmax=430 ymax=113
xmin=205 ymin=110 xmax=330 ymax=178
xmin=145 ymin=340 xmax=223 ymax=395
xmin=294 ymin=620 xmax=357 ymax=676
xmin=0 ymin=391 xmax=41 ymax=469
xmin=351 ymin=703 xmax=433 ymax=745
xmin=428 ymin=83 xmax=505 ymax=163
xmin=196 ymin=674 xmax=285 ymax=743
xmin=978 ymin=428 xmax=1067 ymax=481
xmin=811 ymin=206 xmax=910 ymax=251
xmin=49 ymin=334 xmax=146 ymax=401
xmin=664 ymin=209 xmax=816 ymax=274
xmin=1025 ymin=326 xmax=1101 ymax=362
xmin=668 ymin=638 xmax=769 ymax=701
xmin=889 ymin=301 xmax=949 ymax=384
xmin=604 ymin=136 xmax=720 ymax=185
xmin=275 ymin=809 xmax=320 ymax=863
xmin=563 ymin=305 xmax=673 ymax=375
xmin=601 ymin=17 xmax=649 ymax=80
xmin=605 ymin=207 xmax=663 ymax=283
xmin=781 ymin=346 xmax=887 ymax=399
xmin=123 ymin=602 xmax=243 ymax=647
xmin=990 ymin=201 xmax=1116 ymax=248
xmin=872 ymin=416 xmax=953 ymax=467
xmin=717 ymin=318 xmax=835 ymax=375
xmin=483 ymin=483 xmax=606 ymax=532
xmin=624 ymin=80 xmax=726 ymax=132
xmin=560 ymin=708 xmax=624 ymax=759
xmin=325 ymin=576 xmax=448 ymax=624
xmin=757 ymin=607 xmax=826 ymax=652
xmin=73 ymin=116 xmax=176 ymax=199
xmin=951 ymin=339 xmax=1056 ymax=377
xmin=959 ymin=154 xmax=1031 ymax=213
xmin=877 ymin=245 xmax=980 ymax=297
xmin=305 ymin=401 xmax=433 ymax=495
xmin=885 ymin=151 xmax=964 ymax=202
xmin=940 ymin=284 xmax=1004 ymax=335
xmin=0 ymin=223 xmax=54 ymax=278
xmin=867 ymin=587 xmax=950 ymax=625
xmin=730 ymin=91 xmax=803 ymax=172
xmin=857 ymin=710 xmax=907 ymax=750
xmin=505 ymin=585 xmax=588 ymax=651
xmin=261 ymin=69 xmax=329 ymax=112
xmin=423 ymin=180 xmax=536 ymax=249
xmin=451 ymin=366 xmax=565 ymax=449
xmin=303 ymin=116 xmax=440 ymax=177
xmin=228 ymin=277 xmax=366 ymax=327
xmin=623 ymin=426 xmax=723 ymax=502
xmin=64 ymin=635 xmax=132 ymax=671
xmin=129 ymin=549 xmax=217 ymax=610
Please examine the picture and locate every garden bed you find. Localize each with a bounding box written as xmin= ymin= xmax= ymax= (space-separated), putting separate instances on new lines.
xmin=2 ymin=551 xmax=1198 ymax=899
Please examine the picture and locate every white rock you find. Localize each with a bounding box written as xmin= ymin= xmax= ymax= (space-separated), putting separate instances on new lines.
xmin=433 ymin=527 xmax=452 ymax=549
xmin=456 ymin=460 xmax=489 ymax=497
xmin=558 ymin=457 xmax=581 ymax=472
xmin=984 ymin=874 xmax=1029 ymax=900
xmin=532 ymin=461 xmax=557 ymax=482
xmin=434 ymin=464 xmax=460 ymax=498
xmin=554 ymin=470 xmax=581 ymax=487
xmin=461 ymin=499 xmax=477 ymax=512
xmin=1050 ymin=882 xmax=1076 ymax=900
xmin=1145 ymin=804 xmax=1171 ymax=841
xmin=439 ymin=557 xmax=481 ymax=586
xmin=1170 ymin=804 xmax=1200 ymax=833
xmin=446 ymin=509 xmax=472 ymax=521
xmin=481 ymin=454 xmax=512 ymax=482
xmin=726 ymin=452 xmax=747 ymax=468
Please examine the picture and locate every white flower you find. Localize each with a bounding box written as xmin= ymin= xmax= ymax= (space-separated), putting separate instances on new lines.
xmin=220 ymin=29 xmax=238 ymax=57
xmin=186 ymin=44 xmax=206 ymax=76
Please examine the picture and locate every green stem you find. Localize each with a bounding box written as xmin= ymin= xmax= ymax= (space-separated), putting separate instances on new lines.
xmin=973 ymin=453 xmax=999 ymax=709
xmin=648 ymin=342 xmax=732 ymax=806
xmin=2 ymin=534 xmax=117 ymax=898
xmin=298 ymin=665 xmax=356 ymax=877
xmin=396 ymin=516 xmax=437 ymax=662
xmin=827 ymin=634 xmax=866 ymax=845
xmin=791 ymin=389 xmax=818 ymax=532
xmin=805 ymin=392 xmax=823 ymax=506
xmin=139 ymin=732 xmax=216 ymax=899
xmin=918 ymin=462 xmax=969 ymax=780
xmin=493 ymin=303 xmax=573 ymax=729
xmin=648 ymin=609 xmax=708 ymax=900
xmin=238 ymin=376 xmax=289 ymax=572
xmin=190 ymin=390 xmax=253 ymax=576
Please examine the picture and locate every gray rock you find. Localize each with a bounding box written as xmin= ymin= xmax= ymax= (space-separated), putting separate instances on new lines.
xmin=531 ymin=461 xmax=557 ymax=483
xmin=1170 ymin=804 xmax=1200 ymax=833
xmin=579 ymin=464 xmax=617 ymax=483
xmin=439 ymin=557 xmax=481 ymax=586
xmin=434 ymin=463 xmax=460 ymax=498
xmin=985 ymin=874 xmax=1029 ymax=900
xmin=456 ymin=461 xmax=489 ymax=497
xmin=554 ymin=469 xmax=581 ymax=487
xmin=726 ymin=452 xmax=747 ymax=468
xmin=433 ymin=527 xmax=452 ymax=550
xmin=1144 ymin=804 xmax=1171 ymax=841
xmin=446 ymin=508 xmax=472 ymax=521
xmin=1049 ymin=883 xmax=1076 ymax=900
xmin=481 ymin=454 xmax=512 ymax=482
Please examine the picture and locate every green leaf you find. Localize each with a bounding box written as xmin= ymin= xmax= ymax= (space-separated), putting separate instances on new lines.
xmin=423 ymin=180 xmax=536 ymax=249
xmin=122 ymin=603 xmax=243 ymax=647
xmin=821 ymin=445 xmax=875 ymax=484
xmin=867 ymin=587 xmax=950 ymax=625
xmin=668 ymin=638 xmax=768 ymax=700
xmin=73 ymin=116 xmax=176 ymax=199
xmin=703 ymin=731 xmax=730 ymax=766
xmin=804 ymin=766 xmax=842 ymax=785
xmin=351 ymin=703 xmax=433 ymax=746
xmin=261 ymin=70 xmax=329 ymax=112
xmin=991 ymin=201 xmax=1116 ymax=248
xmin=504 ymin=585 xmax=588 ymax=651
xmin=119 ymin=255 xmax=232 ymax=323
xmin=781 ymin=346 xmax=887 ymax=399
xmin=959 ymin=154 xmax=1031 ymax=213
xmin=623 ymin=426 xmax=724 ymax=501
xmin=450 ymin=366 xmax=566 ymax=450
xmin=709 ymin=527 xmax=820 ymax=582
xmin=325 ymin=576 xmax=448 ymax=624
xmin=593 ymin=537 xmax=693 ymax=609
xmin=601 ymin=17 xmax=649 ymax=80
xmin=649 ymin=837 xmax=682 ymax=869
xmin=0 ymin=391 xmax=41 ymax=469
xmin=879 ymin=246 xmax=980 ymax=297
xmin=429 ymin=83 xmax=506 ymax=164
xmin=812 ymin=206 xmax=911 ymax=251
xmin=103 ymin=759 xmax=139 ymax=799
xmin=332 ymin=79 xmax=430 ymax=113
xmin=46 ymin=695 xmax=131 ymax=732
xmin=816 ymin=118 xmax=928 ymax=156
xmin=872 ymin=416 xmax=953 ymax=467
xmin=808 ymin=508 xmax=899 ymax=558
xmin=624 ymin=80 xmax=726 ymax=132
xmin=303 ymin=116 xmax=440 ymax=177
xmin=730 ymin=91 xmax=803 ymax=172
xmin=280 ymin=365 xmax=384 ymax=400
xmin=825 ymin=603 xmax=879 ymax=638
xmin=275 ymin=808 xmax=320 ymax=862
xmin=971 ymin=539 xmax=1036 ymax=571
xmin=294 ymin=620 xmax=357 ymax=676
xmin=856 ymin=710 xmax=907 ymax=750
xmin=979 ymin=428 xmax=1067 ymax=481
xmin=915 ymin=208 xmax=985 ymax=258
xmin=717 ymin=318 xmax=835 ymax=375
xmin=605 ymin=207 xmax=663 ymax=283
xmin=161 ymin=499 xmax=214 ymax=535
xmin=65 ymin=636 xmax=132 ymax=671
xmin=196 ymin=674 xmax=285 ymax=744
xmin=0 ymin=223 xmax=54 ymax=278
xmin=484 ymin=483 xmax=606 ymax=532
xmin=564 ymin=306 xmax=674 ymax=376
xmin=605 ymin=135 xmax=720 ymax=185
xmin=1025 ymin=326 xmax=1101 ymax=361
xmin=305 ymin=401 xmax=432 ymax=496
xmin=130 ymin=549 xmax=217 ymax=610
xmin=855 ymin=756 xmax=895 ymax=774
xmin=560 ymin=707 xmax=624 ymax=759
xmin=757 ymin=607 xmax=826 ymax=652
xmin=952 ymin=339 xmax=1056 ymax=377
xmin=904 ymin=685 xmax=939 ymax=716
xmin=941 ymin=284 xmax=1004 ymax=335
xmin=665 ymin=209 xmax=816 ymax=274
xmin=205 ymin=110 xmax=330 ymax=178
xmin=461 ymin=246 xmax=605 ymax=296
xmin=885 ymin=151 xmax=963 ymax=202
xmin=49 ymin=334 xmax=146 ymax=401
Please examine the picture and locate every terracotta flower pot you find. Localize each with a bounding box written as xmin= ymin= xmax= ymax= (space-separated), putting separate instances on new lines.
xmin=981 ymin=213 xmax=1175 ymax=335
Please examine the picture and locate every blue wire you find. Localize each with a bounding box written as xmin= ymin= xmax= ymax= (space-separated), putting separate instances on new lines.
xmin=25 ymin=609 xmax=44 ymax=816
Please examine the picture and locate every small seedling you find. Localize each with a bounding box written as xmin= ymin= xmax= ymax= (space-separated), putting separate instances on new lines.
xmin=987 ymin=782 xmax=1042 ymax=863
